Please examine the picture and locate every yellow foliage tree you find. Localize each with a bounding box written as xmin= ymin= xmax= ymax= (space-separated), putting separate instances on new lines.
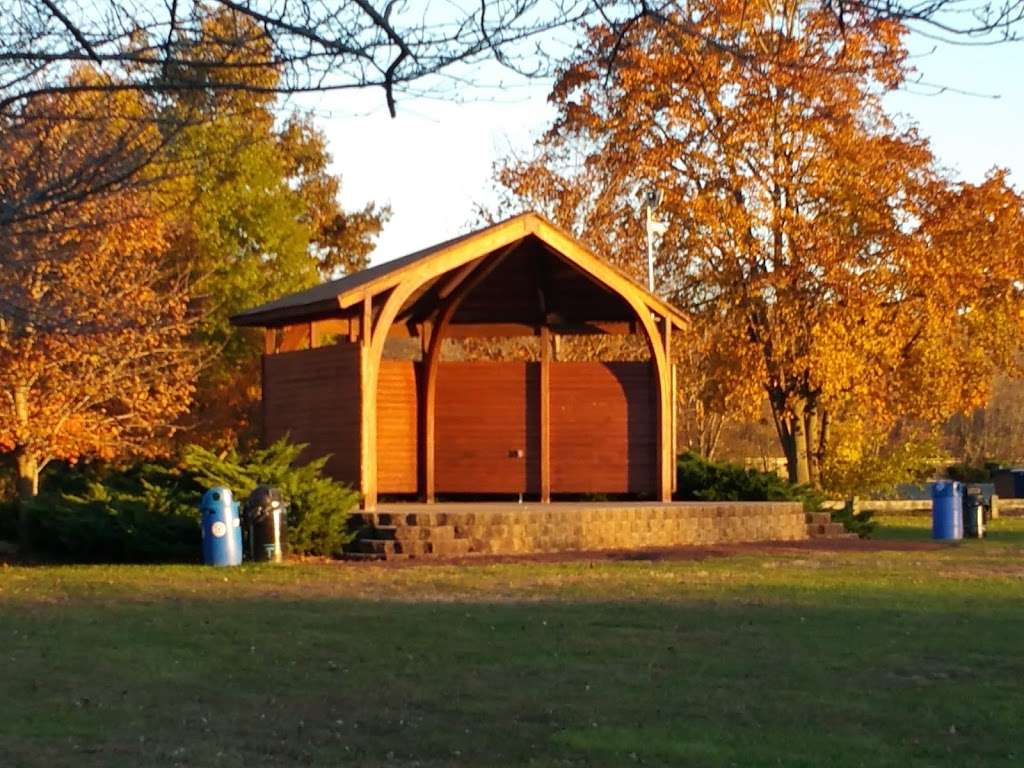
xmin=0 ymin=78 xmax=198 ymax=545
xmin=500 ymin=1 xmax=1024 ymax=486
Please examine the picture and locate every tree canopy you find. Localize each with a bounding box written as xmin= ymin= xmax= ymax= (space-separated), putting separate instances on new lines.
xmin=0 ymin=9 xmax=390 ymax=515
xmin=162 ymin=9 xmax=388 ymax=445
xmin=500 ymin=1 xmax=1024 ymax=485
xmin=0 ymin=85 xmax=198 ymax=544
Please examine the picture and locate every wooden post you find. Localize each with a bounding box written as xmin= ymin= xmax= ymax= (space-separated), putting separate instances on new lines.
xmin=422 ymin=339 xmax=438 ymax=504
xmin=671 ymin=361 xmax=677 ymax=495
xmin=263 ymin=329 xmax=275 ymax=355
xmin=420 ymin=322 xmax=430 ymax=360
xmin=539 ymin=325 xmax=551 ymax=503
xmin=359 ymin=297 xmax=378 ymax=511
xmin=659 ymin=317 xmax=673 ymax=502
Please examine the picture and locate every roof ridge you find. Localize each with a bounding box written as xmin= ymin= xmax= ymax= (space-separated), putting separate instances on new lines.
xmin=230 ymin=211 xmax=687 ymax=329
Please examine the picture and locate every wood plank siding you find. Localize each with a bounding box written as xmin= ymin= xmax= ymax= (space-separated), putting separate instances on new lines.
xmin=262 ymin=344 xmax=361 ymax=488
xmin=550 ymin=362 xmax=656 ymax=495
xmin=435 ymin=361 xmax=540 ymax=495
xmin=261 ymin=349 xmax=657 ymax=497
xmin=376 ymin=360 xmax=419 ymax=493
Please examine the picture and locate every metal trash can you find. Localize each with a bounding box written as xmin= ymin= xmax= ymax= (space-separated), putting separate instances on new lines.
xmin=200 ymin=487 xmax=243 ymax=566
xmin=931 ymin=481 xmax=963 ymax=540
xmin=242 ymin=485 xmax=288 ymax=563
xmin=963 ymin=484 xmax=986 ymax=539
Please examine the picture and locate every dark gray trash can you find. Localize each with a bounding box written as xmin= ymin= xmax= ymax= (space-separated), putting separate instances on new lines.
xmin=242 ymin=486 xmax=288 ymax=562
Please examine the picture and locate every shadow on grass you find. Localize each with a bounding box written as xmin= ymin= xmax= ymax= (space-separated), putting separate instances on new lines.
xmin=2 ymin=586 xmax=1023 ymax=768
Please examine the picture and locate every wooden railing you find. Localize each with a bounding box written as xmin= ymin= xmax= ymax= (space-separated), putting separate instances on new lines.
xmin=822 ymin=496 xmax=1023 ymax=518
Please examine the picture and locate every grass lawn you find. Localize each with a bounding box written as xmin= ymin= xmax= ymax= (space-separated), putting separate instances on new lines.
xmin=1 ymin=516 xmax=1023 ymax=767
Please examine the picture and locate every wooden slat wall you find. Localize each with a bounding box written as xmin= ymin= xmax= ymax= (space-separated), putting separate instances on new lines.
xmin=262 ymin=344 xmax=361 ymax=488
xmin=550 ymin=361 xmax=656 ymax=494
xmin=377 ymin=360 xmax=419 ymax=493
xmin=436 ymin=361 xmax=540 ymax=494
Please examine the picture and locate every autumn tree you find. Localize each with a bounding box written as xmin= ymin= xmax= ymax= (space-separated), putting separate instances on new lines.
xmin=1 ymin=1 xmax=1019 ymax=292
xmin=0 ymin=81 xmax=198 ymax=546
xmin=501 ymin=1 xmax=1024 ymax=486
xmin=163 ymin=10 xmax=387 ymax=446
xmin=944 ymin=375 xmax=1024 ymax=466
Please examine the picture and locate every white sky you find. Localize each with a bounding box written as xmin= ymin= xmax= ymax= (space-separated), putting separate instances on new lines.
xmin=302 ymin=35 xmax=1024 ymax=266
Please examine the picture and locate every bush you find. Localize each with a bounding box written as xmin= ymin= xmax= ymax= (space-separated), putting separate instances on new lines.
xmin=28 ymin=462 xmax=200 ymax=562
xmin=830 ymin=501 xmax=875 ymax=538
xmin=25 ymin=438 xmax=358 ymax=562
xmin=946 ymin=461 xmax=1004 ymax=484
xmin=675 ymin=451 xmax=820 ymax=509
xmin=0 ymin=499 xmax=19 ymax=542
xmin=675 ymin=452 xmax=877 ymax=536
xmin=820 ymin=438 xmax=940 ymax=499
xmin=182 ymin=439 xmax=359 ymax=557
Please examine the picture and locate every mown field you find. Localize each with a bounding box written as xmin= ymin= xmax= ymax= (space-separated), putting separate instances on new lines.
xmin=1 ymin=516 xmax=1023 ymax=768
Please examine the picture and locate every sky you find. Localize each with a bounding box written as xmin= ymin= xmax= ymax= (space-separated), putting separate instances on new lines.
xmin=305 ymin=34 xmax=1024 ymax=266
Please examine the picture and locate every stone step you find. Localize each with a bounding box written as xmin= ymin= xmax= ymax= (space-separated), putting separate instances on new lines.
xmin=395 ymin=537 xmax=473 ymax=557
xmin=355 ymin=536 xmax=473 ymax=558
xmin=805 ymin=511 xmax=832 ymax=526
xmin=357 ymin=538 xmax=396 ymax=555
xmin=366 ymin=525 xmax=398 ymax=540
xmin=365 ymin=524 xmax=458 ymax=543
xmin=807 ymin=521 xmax=854 ymax=538
xmin=340 ymin=551 xmax=388 ymax=562
xmin=368 ymin=511 xmax=450 ymax=527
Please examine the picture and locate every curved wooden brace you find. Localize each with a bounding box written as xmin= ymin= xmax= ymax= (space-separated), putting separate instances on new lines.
xmin=613 ymin=295 xmax=673 ymax=501
xmin=420 ymin=247 xmax=520 ymax=502
xmin=359 ymin=282 xmax=421 ymax=510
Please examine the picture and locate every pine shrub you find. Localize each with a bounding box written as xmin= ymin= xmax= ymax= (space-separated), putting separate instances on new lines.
xmin=181 ymin=439 xmax=358 ymax=557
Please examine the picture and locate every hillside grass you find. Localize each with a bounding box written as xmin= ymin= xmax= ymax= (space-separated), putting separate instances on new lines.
xmin=1 ymin=515 xmax=1022 ymax=767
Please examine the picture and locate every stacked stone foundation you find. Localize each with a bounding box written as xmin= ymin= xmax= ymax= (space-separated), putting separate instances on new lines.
xmin=351 ymin=502 xmax=809 ymax=560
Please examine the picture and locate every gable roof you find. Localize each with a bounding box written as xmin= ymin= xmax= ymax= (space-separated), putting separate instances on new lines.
xmin=230 ymin=212 xmax=687 ymax=329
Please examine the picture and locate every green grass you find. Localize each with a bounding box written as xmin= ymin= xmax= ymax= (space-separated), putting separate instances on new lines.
xmin=2 ymin=517 xmax=1024 ymax=767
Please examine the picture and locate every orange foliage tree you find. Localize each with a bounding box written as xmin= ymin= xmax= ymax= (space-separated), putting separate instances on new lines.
xmin=500 ymin=1 xmax=1024 ymax=486
xmin=0 ymin=80 xmax=198 ymax=543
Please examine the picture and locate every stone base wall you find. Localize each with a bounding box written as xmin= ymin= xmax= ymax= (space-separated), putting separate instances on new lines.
xmin=354 ymin=502 xmax=808 ymax=559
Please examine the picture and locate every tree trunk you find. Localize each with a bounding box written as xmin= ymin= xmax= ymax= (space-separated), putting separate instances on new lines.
xmin=11 ymin=382 xmax=39 ymax=551
xmin=770 ymin=390 xmax=811 ymax=486
xmin=816 ymin=409 xmax=831 ymax=484
xmin=804 ymin=397 xmax=820 ymax=488
xmin=14 ymin=446 xmax=39 ymax=552
xmin=703 ymin=412 xmax=724 ymax=461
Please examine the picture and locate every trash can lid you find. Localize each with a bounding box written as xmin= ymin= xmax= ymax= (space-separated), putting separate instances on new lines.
xmin=201 ymin=486 xmax=233 ymax=505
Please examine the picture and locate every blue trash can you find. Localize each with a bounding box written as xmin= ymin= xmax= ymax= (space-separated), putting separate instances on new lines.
xmin=931 ymin=481 xmax=963 ymax=540
xmin=200 ymin=487 xmax=242 ymax=566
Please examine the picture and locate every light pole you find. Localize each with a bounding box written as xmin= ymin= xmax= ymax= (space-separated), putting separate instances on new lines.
xmin=643 ymin=188 xmax=668 ymax=292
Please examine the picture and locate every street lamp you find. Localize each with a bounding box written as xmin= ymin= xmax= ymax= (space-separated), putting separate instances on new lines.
xmin=643 ymin=188 xmax=668 ymax=292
